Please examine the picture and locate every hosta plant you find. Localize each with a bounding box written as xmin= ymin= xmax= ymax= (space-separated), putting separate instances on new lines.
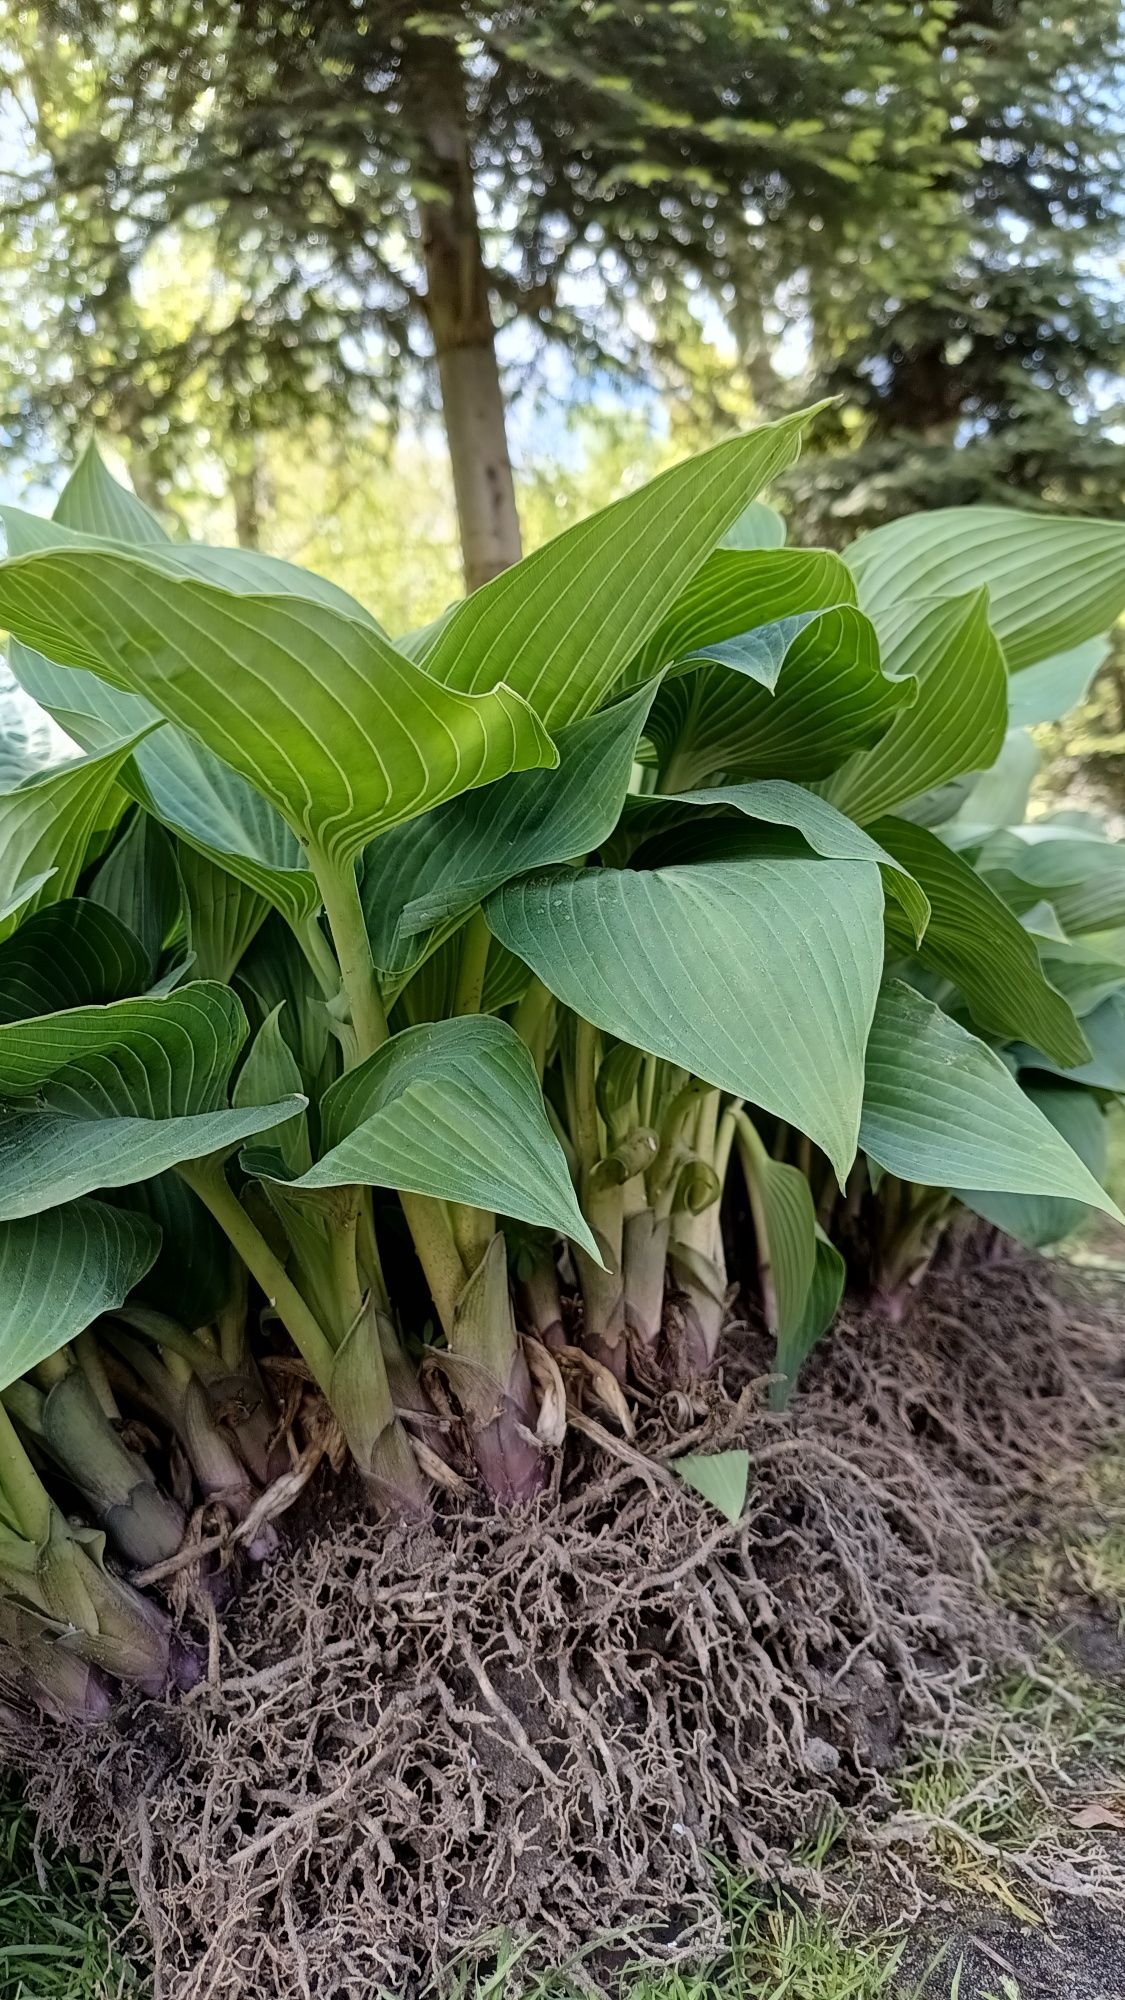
xmin=1 ymin=425 xmax=1123 ymax=1715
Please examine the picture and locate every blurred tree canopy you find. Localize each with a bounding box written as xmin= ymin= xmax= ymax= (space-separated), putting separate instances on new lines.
xmin=787 ymin=0 xmax=1125 ymax=536
xmin=1 ymin=0 xmax=970 ymax=578
xmin=0 ymin=0 xmax=1120 ymax=578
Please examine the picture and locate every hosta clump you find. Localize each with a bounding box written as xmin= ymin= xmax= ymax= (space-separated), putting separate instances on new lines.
xmin=1 ymin=425 xmax=1123 ymax=1715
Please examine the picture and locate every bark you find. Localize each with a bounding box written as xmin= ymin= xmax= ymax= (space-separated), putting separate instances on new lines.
xmin=230 ymin=443 xmax=265 ymax=549
xmin=413 ymin=36 xmax=522 ymax=592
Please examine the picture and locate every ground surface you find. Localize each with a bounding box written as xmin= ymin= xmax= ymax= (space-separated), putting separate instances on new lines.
xmin=2 ymin=1258 xmax=1123 ymax=1997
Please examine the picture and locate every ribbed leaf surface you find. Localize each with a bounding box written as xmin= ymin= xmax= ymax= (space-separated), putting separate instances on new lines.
xmin=0 ymin=1201 xmax=160 ymax=1391
xmin=957 ymin=1084 xmax=1108 ymax=1249
xmin=860 ymin=980 xmax=1120 ymax=1217
xmin=363 ymin=680 xmax=659 ymax=979
xmin=419 ymin=410 xmax=818 ymax=725
xmin=625 ymin=545 xmax=854 ymax=687
xmin=0 ymin=985 xmax=302 ymax=1219
xmin=873 ymin=818 xmax=1089 ymax=1066
xmin=0 ymin=900 xmax=150 ymax=1023
xmin=488 ymin=857 xmax=886 ymax=1179
xmin=824 ymin=591 xmax=1007 ymax=825
xmin=260 ymin=1016 xmax=595 ymax=1252
xmin=848 ymin=508 xmax=1125 ymax=671
xmin=0 ymin=737 xmax=138 ymax=942
xmin=0 ymin=543 xmax=556 ymax=864
xmin=648 ymin=605 xmax=907 ymax=790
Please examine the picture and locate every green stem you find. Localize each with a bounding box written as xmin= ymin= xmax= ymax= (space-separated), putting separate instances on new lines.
xmin=399 ymin=1192 xmax=468 ymax=1333
xmin=573 ymin=1016 xmax=602 ymax=1172
xmin=176 ymin=1159 xmax=338 ymax=1396
xmin=452 ymin=908 xmax=492 ymax=1016
xmin=734 ymin=1110 xmax=778 ymax=1329
xmin=512 ymin=977 xmax=553 ymax=1075
xmin=294 ymin=909 xmax=343 ymax=1000
xmin=308 ymin=845 xmax=389 ymax=1062
xmin=0 ymin=1400 xmax=51 ymax=1544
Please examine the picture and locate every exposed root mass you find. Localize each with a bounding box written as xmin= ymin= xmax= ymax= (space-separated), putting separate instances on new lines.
xmin=9 ymin=1259 xmax=1123 ymax=1997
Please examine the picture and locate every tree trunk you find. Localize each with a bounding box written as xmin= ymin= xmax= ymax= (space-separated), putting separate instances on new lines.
xmin=414 ymin=37 xmax=522 ymax=592
xmin=230 ymin=443 xmax=265 ymax=549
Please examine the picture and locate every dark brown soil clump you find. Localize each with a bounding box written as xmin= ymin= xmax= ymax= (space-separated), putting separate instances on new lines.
xmin=8 ymin=1259 xmax=1123 ymax=1997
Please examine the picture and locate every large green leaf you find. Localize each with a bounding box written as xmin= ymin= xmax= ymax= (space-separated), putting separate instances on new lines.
xmin=957 ymin=1084 xmax=1108 ymax=1248
xmin=178 ymin=843 xmax=270 ymax=984
xmin=823 ymin=591 xmax=1007 ymax=825
xmin=0 ymin=737 xmax=138 ymax=943
xmin=977 ymin=828 xmax=1125 ymax=938
xmin=847 ymin=508 xmax=1125 ymax=671
xmin=736 ymin=1115 xmax=847 ymax=1407
xmin=624 ymin=546 xmax=855 ymax=688
xmin=1012 ymin=991 xmax=1125 ymax=1091
xmin=53 ymin=441 xmax=171 ymax=547
xmin=648 ymin=605 xmax=908 ymax=791
xmin=0 ymin=984 xmax=304 ymax=1219
xmin=253 ymin=1015 xmax=596 ymax=1252
xmin=626 ymin=780 xmax=930 ymax=941
xmin=1006 ymin=639 xmax=1107 ymax=729
xmin=88 ymin=811 xmax=183 ymax=970
xmin=9 ymin=629 xmax=321 ymax=930
xmin=721 ymin=501 xmax=786 ymax=551
xmin=1035 ymin=937 xmax=1125 ymax=1020
xmin=0 ymin=900 xmax=150 ymax=1024
xmin=872 ymin=818 xmax=1089 ymax=1067
xmin=0 ymin=541 xmax=557 ymax=866
xmin=362 ymin=679 xmax=660 ymax=981
xmin=0 ymin=1200 xmax=161 ymax=1393
xmin=860 ymin=980 xmax=1121 ymax=1218
xmin=417 ymin=410 xmax=819 ymax=726
xmin=487 ymin=856 xmax=886 ymax=1180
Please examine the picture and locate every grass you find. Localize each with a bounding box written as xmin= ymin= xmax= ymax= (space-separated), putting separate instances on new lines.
xmin=442 ymin=1865 xmax=969 ymax=1999
xmin=889 ymin=1654 xmax=1125 ymax=1924
xmin=0 ymin=1783 xmax=147 ymax=1999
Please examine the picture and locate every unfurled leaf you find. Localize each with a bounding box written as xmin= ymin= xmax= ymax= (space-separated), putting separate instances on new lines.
xmin=625 ymin=545 xmax=853 ymax=688
xmin=860 ymin=981 xmax=1121 ymax=1219
xmin=0 ymin=900 xmax=150 ymax=1023
xmin=1006 ymin=639 xmax=1106 ymax=729
xmin=628 ymin=780 xmax=930 ymax=940
xmin=671 ymin=1448 xmax=749 ymax=1522
xmin=0 ymin=985 xmax=304 ymax=1219
xmin=417 ymin=410 xmax=820 ymax=726
xmin=823 ymin=590 xmax=1007 ymax=825
xmin=0 ymin=1201 xmax=160 ymax=1392
xmin=873 ymin=817 xmax=1089 ymax=1066
xmin=648 ymin=605 xmax=908 ymax=791
xmin=847 ymin=508 xmax=1125 ymax=671
xmin=0 ymin=540 xmax=557 ymax=863
xmin=10 ymin=643 xmax=322 ymax=930
xmin=53 ymin=441 xmax=170 ymax=547
xmin=253 ymin=1015 xmax=596 ymax=1253
xmin=0 ymin=737 xmax=139 ymax=942
xmin=487 ymin=857 xmax=885 ymax=1180
xmin=362 ymin=679 xmax=660 ymax=981
xmin=958 ymin=1084 xmax=1108 ymax=1248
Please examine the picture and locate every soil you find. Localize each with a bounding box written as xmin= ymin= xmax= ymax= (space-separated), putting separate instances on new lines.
xmin=901 ymin=1894 xmax=1125 ymax=1999
xmin=6 ymin=1258 xmax=1125 ymax=1998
